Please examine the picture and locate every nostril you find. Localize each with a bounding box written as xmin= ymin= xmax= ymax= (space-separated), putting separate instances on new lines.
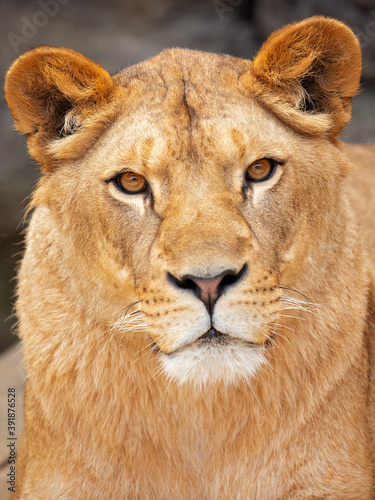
xmin=219 ymin=264 xmax=247 ymax=292
xmin=167 ymin=264 xmax=248 ymax=313
xmin=167 ymin=274 xmax=199 ymax=292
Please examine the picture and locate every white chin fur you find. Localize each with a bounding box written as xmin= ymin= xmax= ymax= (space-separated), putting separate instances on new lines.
xmin=159 ymin=340 xmax=267 ymax=388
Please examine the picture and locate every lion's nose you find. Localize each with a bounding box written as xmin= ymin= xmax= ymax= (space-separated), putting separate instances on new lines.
xmin=168 ymin=265 xmax=247 ymax=314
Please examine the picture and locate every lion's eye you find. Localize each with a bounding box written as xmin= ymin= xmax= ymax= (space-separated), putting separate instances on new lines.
xmin=116 ymin=172 xmax=148 ymax=194
xmin=246 ymin=159 xmax=275 ymax=182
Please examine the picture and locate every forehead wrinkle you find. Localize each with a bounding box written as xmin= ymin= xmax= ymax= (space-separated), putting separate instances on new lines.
xmin=139 ymin=137 xmax=156 ymax=170
xmin=231 ymin=128 xmax=247 ymax=163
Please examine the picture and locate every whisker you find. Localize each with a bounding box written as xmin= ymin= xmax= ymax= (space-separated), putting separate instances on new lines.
xmin=278 ymin=306 xmax=315 ymax=314
xmin=247 ymin=380 xmax=264 ymax=410
xmin=281 ymin=296 xmax=322 ymax=307
xmin=261 ymin=354 xmax=281 ymax=379
xmin=146 ymin=363 xmax=165 ymax=384
xmin=132 ymin=338 xmax=155 ymax=358
xmin=86 ymin=302 xmax=145 ymax=351
xmin=145 ymin=344 xmax=159 ymax=363
xmin=269 ymin=328 xmax=292 ymax=346
xmin=132 ymin=343 xmax=158 ymax=365
xmin=97 ymin=326 xmax=117 ymax=357
xmin=280 ymin=299 xmax=323 ymax=313
xmin=278 ymin=285 xmax=313 ymax=303
xmin=269 ymin=322 xmax=298 ymax=333
xmin=275 ymin=313 xmax=306 ymax=321
xmin=266 ymin=337 xmax=281 ymax=351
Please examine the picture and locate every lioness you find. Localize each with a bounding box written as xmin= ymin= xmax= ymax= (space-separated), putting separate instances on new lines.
xmin=4 ymin=15 xmax=375 ymax=499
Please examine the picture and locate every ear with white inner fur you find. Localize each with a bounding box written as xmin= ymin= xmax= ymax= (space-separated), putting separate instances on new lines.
xmin=5 ymin=46 xmax=118 ymax=172
xmin=241 ymin=16 xmax=362 ymax=138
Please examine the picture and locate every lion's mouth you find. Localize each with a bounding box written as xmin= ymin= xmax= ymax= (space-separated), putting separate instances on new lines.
xmin=198 ymin=328 xmax=266 ymax=349
xmin=160 ymin=327 xmax=268 ymax=386
xmin=158 ymin=327 xmax=265 ymax=356
xmin=198 ymin=328 xmax=227 ymax=344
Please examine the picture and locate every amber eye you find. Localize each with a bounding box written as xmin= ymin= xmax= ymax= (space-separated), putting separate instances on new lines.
xmin=246 ymin=158 xmax=275 ymax=182
xmin=117 ymin=172 xmax=147 ymax=194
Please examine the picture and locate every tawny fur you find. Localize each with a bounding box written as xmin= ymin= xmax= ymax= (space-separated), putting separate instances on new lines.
xmin=4 ymin=16 xmax=375 ymax=499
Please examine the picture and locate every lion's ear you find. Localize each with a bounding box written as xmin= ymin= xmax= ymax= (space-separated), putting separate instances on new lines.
xmin=5 ymin=47 xmax=118 ymax=171
xmin=241 ymin=16 xmax=362 ymax=138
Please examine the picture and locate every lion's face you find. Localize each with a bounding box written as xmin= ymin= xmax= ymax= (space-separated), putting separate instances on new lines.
xmin=40 ymin=57 xmax=346 ymax=386
xmin=5 ymin=18 xmax=360 ymax=386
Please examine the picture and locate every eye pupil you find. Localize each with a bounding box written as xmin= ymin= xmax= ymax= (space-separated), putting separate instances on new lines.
xmin=246 ymin=158 xmax=273 ymax=182
xmin=118 ymin=172 xmax=147 ymax=193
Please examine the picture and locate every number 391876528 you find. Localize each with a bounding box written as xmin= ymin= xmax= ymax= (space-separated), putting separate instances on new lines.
xmin=8 ymin=388 xmax=16 ymax=436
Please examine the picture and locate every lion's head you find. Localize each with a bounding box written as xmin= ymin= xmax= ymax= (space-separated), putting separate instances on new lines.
xmin=5 ymin=16 xmax=363 ymax=387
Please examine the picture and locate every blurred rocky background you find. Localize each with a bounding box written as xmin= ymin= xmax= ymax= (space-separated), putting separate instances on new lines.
xmin=0 ymin=0 xmax=374 ymax=352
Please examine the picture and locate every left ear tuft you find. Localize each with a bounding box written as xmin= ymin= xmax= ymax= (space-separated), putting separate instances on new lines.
xmin=5 ymin=46 xmax=118 ymax=171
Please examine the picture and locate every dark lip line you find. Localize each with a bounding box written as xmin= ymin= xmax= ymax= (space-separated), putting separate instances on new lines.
xmin=197 ymin=327 xmax=263 ymax=347
xmin=159 ymin=331 xmax=262 ymax=357
xmin=198 ymin=327 xmax=224 ymax=339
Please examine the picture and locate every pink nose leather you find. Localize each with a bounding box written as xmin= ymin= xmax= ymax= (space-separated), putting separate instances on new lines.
xmin=188 ymin=276 xmax=223 ymax=308
xmin=169 ymin=265 xmax=247 ymax=315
